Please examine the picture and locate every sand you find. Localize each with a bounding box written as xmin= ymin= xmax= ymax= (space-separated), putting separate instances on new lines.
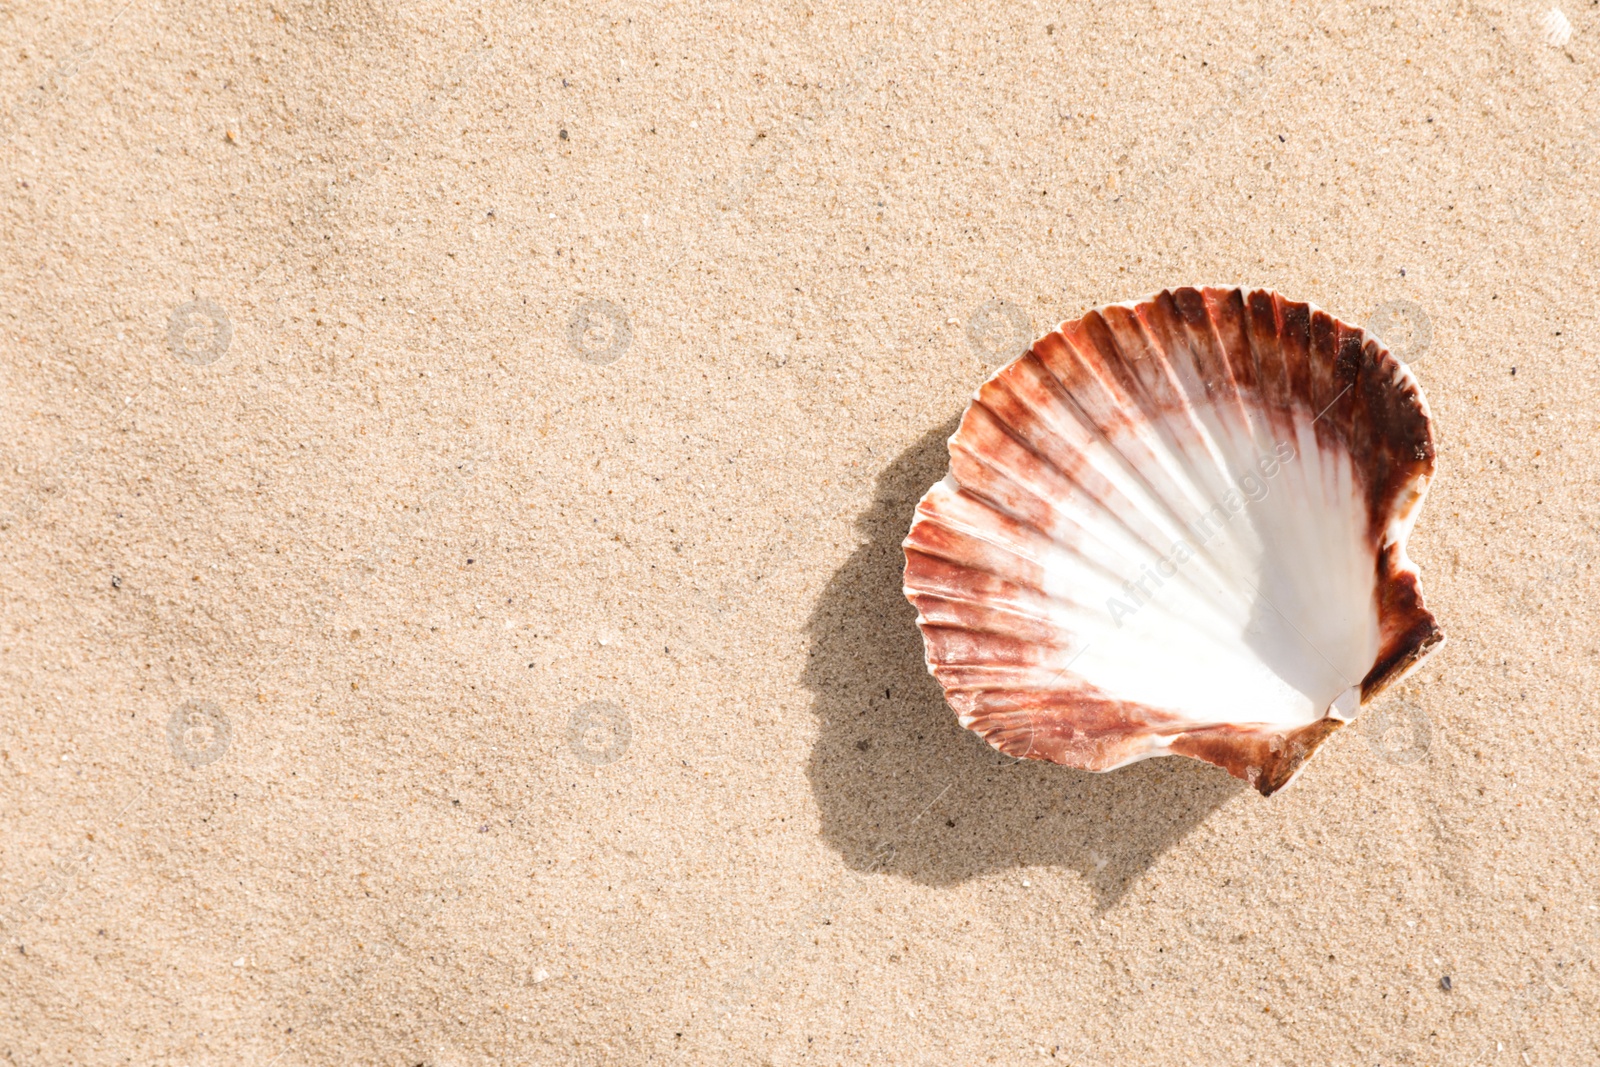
xmin=2 ymin=1 xmax=1598 ymax=1063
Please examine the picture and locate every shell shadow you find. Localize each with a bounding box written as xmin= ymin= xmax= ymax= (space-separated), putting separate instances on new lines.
xmin=802 ymin=416 xmax=1245 ymax=909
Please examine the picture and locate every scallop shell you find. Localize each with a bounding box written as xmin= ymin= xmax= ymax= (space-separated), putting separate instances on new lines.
xmin=904 ymin=287 xmax=1442 ymax=796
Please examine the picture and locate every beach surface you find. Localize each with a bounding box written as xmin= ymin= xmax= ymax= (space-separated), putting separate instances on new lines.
xmin=1 ymin=1 xmax=1597 ymax=1063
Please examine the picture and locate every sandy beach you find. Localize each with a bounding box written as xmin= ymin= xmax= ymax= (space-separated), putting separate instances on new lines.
xmin=2 ymin=1 xmax=1598 ymax=1063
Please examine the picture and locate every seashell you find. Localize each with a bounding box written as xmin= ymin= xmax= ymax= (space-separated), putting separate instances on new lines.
xmin=903 ymin=287 xmax=1442 ymax=796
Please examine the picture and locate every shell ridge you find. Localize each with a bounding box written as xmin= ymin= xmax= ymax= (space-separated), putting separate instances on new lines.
xmin=980 ymin=356 xmax=1214 ymax=554
xmin=1185 ymin=289 xmax=1258 ymax=439
xmin=914 ymin=622 xmax=1069 ymax=672
xmin=1344 ymin=341 xmax=1382 ymax=539
xmin=909 ymin=589 xmax=1087 ymax=632
xmin=1030 ymin=323 xmax=1267 ymax=614
xmin=1355 ymin=342 xmax=1426 ymax=532
xmin=947 ymin=420 xmax=1235 ymax=606
xmin=910 ymin=483 xmax=1192 ymax=607
xmin=932 ymin=665 xmax=1100 ymax=694
xmin=1175 ymin=288 xmax=1260 ymax=441
xmin=966 ymin=394 xmax=1120 ymax=525
xmin=1111 ymin=304 xmax=1289 ymax=613
xmin=1241 ymin=289 xmax=1294 ymax=438
xmin=914 ymin=567 xmax=1251 ymax=665
xmin=1114 ymin=298 xmax=1270 ymax=541
xmin=905 ymin=497 xmax=1161 ymax=631
xmin=1129 ymin=294 xmax=1239 ymax=469
xmin=1044 ymin=321 xmax=1224 ymax=521
xmin=1164 ymin=295 xmax=1310 ymax=606
xmin=908 ymin=503 xmax=1245 ymax=647
xmin=1200 ymin=287 xmax=1287 ymax=466
xmin=1226 ymin=294 xmax=1369 ymax=695
xmin=904 ymin=510 xmax=1054 ymax=574
xmin=1089 ymin=308 xmax=1234 ymax=509
xmin=1248 ymin=295 xmax=1376 ymax=680
xmin=1257 ymin=294 xmax=1436 ymax=715
xmin=902 ymin=546 xmax=1054 ymax=612
xmin=960 ymin=684 xmax=1312 ymax=742
xmin=941 ymin=447 xmax=1096 ymax=559
xmin=1306 ymin=310 xmax=1345 ymax=451
xmin=902 ymin=522 xmax=1069 ymax=617
xmin=1261 ymin=306 xmax=1348 ymax=618
xmin=1136 ymin=295 xmax=1392 ymax=700
xmin=1339 ymin=330 xmax=1439 ymax=689
xmin=962 ymin=687 xmax=1203 ymax=771
xmin=1206 ymin=287 xmax=1268 ymax=413
xmin=1273 ymin=293 xmax=1315 ymax=412
xmin=1003 ymin=353 xmax=1248 ymax=588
